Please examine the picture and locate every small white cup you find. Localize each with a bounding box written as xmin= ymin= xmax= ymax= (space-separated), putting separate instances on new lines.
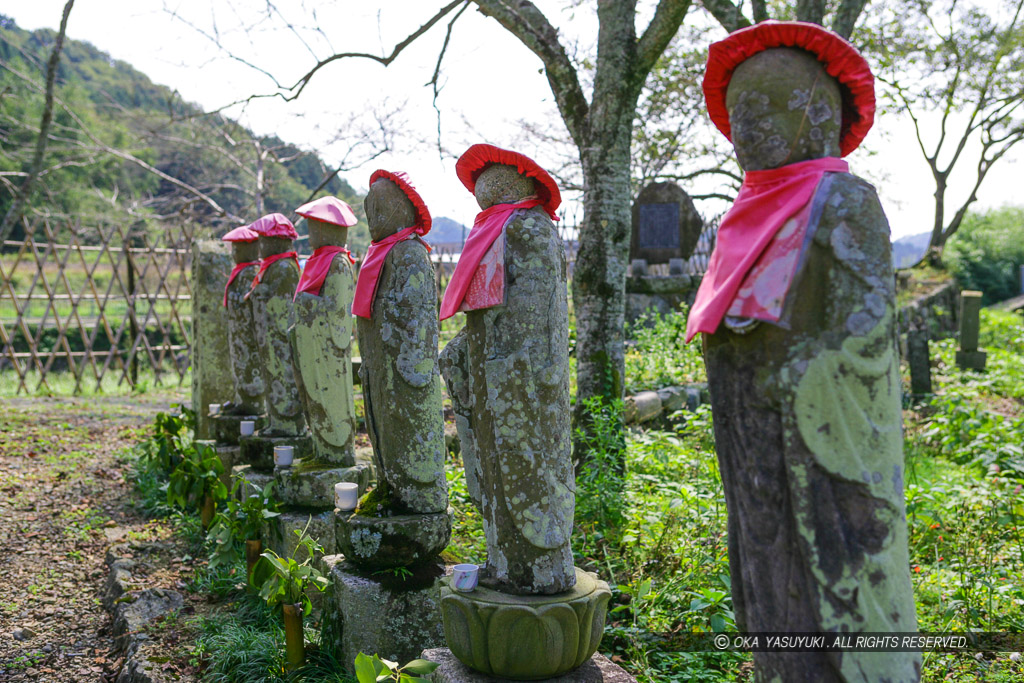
xmin=335 ymin=482 xmax=359 ymax=511
xmin=208 ymin=403 xmax=221 ymax=416
xmin=240 ymin=421 xmax=255 ymax=436
xmin=273 ymin=445 xmax=294 ymax=468
xmin=452 ymin=564 xmax=479 ymax=592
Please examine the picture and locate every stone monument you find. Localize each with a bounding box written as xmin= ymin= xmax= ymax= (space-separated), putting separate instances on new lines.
xmin=236 ymin=213 xmax=312 ymax=545
xmin=955 ymin=290 xmax=987 ymax=370
xmin=259 ymin=197 xmax=371 ymax=557
xmin=211 ymin=225 xmax=264 ymax=446
xmin=190 ymin=240 xmax=234 ymax=441
xmin=321 ymin=173 xmax=448 ymax=672
xmin=626 ymin=183 xmax=704 ymax=328
xmin=436 ymin=145 xmax=613 ymax=680
xmin=688 ymin=23 xmax=920 ymax=681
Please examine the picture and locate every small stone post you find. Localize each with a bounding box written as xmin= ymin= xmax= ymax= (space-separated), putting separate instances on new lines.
xmin=955 ymin=290 xmax=987 ymax=370
xmin=907 ymin=329 xmax=933 ymax=398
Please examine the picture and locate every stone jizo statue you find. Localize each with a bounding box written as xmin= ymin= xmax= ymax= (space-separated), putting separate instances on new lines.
xmin=288 ymin=196 xmax=360 ymax=466
xmin=440 ymin=144 xmax=574 ymax=596
xmin=248 ymin=213 xmax=305 ymax=437
xmin=689 ymin=22 xmax=920 ymax=682
xmin=220 ymin=224 xmax=263 ymax=416
xmin=353 ymin=171 xmax=447 ymax=515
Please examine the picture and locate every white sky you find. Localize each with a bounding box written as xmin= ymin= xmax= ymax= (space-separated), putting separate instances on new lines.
xmin=6 ymin=0 xmax=1021 ymax=240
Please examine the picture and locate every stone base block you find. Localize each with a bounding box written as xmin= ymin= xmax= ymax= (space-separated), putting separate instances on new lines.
xmin=196 ymin=441 xmax=240 ymax=488
xmin=233 ymin=465 xmax=275 ymax=499
xmin=336 ymin=507 xmax=452 ymax=571
xmin=320 ymin=555 xmax=446 ymax=674
xmin=422 ymin=649 xmax=636 ymax=683
xmin=274 ymin=459 xmax=372 ymax=508
xmin=239 ymin=434 xmax=312 ymax=470
xmin=439 ymin=568 xmax=611 ymax=680
xmin=210 ymin=413 xmax=262 ymax=445
xmin=268 ymin=509 xmax=336 ymax=558
xmin=956 ymin=349 xmax=988 ymax=370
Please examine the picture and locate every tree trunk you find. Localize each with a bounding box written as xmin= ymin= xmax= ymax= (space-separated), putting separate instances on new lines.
xmin=572 ymin=0 xmax=645 ymax=460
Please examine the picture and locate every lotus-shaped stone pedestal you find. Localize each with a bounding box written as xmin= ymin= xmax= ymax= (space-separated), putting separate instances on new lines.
xmin=440 ymin=567 xmax=611 ymax=680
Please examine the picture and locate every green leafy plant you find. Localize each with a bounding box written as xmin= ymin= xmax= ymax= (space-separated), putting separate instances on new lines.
xmin=165 ymin=442 xmax=228 ymax=509
xmin=574 ymin=396 xmax=628 ymax=535
xmin=251 ymin=520 xmax=330 ymax=614
xmin=354 ymin=652 xmax=438 ymax=683
xmin=139 ymin=404 xmax=195 ymax=472
xmin=208 ymin=477 xmax=281 ymax=569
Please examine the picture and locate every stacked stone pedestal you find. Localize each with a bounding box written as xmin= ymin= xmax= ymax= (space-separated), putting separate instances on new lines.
xmin=956 ymin=290 xmax=987 ymax=370
xmin=320 ymin=555 xmax=447 ymax=674
xmin=423 ymin=649 xmax=636 ymax=683
xmin=437 ymin=568 xmax=611 ymax=681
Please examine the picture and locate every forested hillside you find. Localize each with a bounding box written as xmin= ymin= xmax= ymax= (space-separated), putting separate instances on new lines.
xmin=0 ymin=16 xmax=369 ymax=249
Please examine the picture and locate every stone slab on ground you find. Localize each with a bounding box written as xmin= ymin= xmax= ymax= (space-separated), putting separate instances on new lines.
xmin=268 ymin=509 xmax=336 ymax=557
xmin=274 ymin=458 xmax=372 ymax=507
xmin=321 ymin=555 xmax=446 ymax=674
xmin=422 ymin=649 xmax=636 ymax=683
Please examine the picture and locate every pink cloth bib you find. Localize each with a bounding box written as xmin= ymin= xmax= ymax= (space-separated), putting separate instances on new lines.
xmin=352 ymin=227 xmax=428 ymax=319
xmin=685 ymin=157 xmax=848 ymax=342
xmin=223 ymin=261 xmax=258 ymax=307
xmin=294 ymin=245 xmax=355 ymax=300
xmin=251 ymin=251 xmax=298 ymax=289
xmin=439 ymin=198 xmax=546 ymax=320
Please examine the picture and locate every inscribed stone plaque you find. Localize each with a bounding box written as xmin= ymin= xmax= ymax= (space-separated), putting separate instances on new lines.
xmin=630 ymin=182 xmax=703 ymax=265
xmin=637 ymin=203 xmax=681 ymax=249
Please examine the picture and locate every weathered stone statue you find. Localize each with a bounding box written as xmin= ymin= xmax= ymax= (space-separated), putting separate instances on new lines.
xmin=288 ymin=197 xmax=359 ymax=466
xmin=436 ymin=145 xmax=609 ymax=680
xmin=321 ymin=174 xmax=448 ymax=673
xmin=688 ymin=23 xmax=920 ymax=682
xmin=220 ymin=225 xmax=264 ymax=417
xmin=336 ymin=171 xmax=449 ymax=569
xmin=248 ymin=213 xmax=305 ymax=437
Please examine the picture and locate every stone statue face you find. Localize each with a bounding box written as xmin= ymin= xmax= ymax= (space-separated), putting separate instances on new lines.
xmin=725 ymin=48 xmax=843 ymax=171
xmin=308 ymin=218 xmax=349 ymax=250
xmin=258 ymin=235 xmax=294 ymax=258
xmin=474 ymin=164 xmax=537 ymax=210
xmin=232 ymin=240 xmax=259 ymax=264
xmin=365 ymin=179 xmax=416 ymax=242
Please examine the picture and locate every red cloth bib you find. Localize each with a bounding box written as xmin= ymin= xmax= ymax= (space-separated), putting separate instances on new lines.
xmin=352 ymin=227 xmax=430 ymax=319
xmin=439 ymin=198 xmax=549 ymax=320
xmin=251 ymin=251 xmax=298 ymax=289
xmin=223 ymin=261 xmax=258 ymax=307
xmin=293 ymin=246 xmax=355 ymax=300
xmin=685 ymin=157 xmax=848 ymax=342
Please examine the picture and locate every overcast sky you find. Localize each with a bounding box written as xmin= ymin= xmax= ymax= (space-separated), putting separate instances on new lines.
xmin=7 ymin=0 xmax=1020 ymax=240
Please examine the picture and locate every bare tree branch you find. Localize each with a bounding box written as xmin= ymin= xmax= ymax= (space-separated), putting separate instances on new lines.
xmin=700 ymin=0 xmax=750 ymax=33
xmin=0 ymin=0 xmax=75 ymax=243
xmin=636 ymin=0 xmax=692 ymax=79
xmin=472 ymin=0 xmax=590 ymax=146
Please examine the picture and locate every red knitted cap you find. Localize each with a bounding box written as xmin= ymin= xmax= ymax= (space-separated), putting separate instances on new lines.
xmin=703 ymin=21 xmax=875 ymax=157
xmin=249 ymin=213 xmax=299 ymax=240
xmin=456 ymin=144 xmax=561 ymax=216
xmin=368 ymin=170 xmax=432 ymax=235
xmin=222 ymin=225 xmax=258 ymax=242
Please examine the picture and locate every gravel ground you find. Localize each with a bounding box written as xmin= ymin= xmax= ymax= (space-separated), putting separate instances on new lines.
xmin=0 ymin=392 xmax=186 ymax=681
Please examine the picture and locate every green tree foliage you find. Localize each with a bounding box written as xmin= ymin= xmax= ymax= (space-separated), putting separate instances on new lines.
xmin=0 ymin=15 xmax=363 ymax=241
xmin=944 ymin=206 xmax=1024 ymax=305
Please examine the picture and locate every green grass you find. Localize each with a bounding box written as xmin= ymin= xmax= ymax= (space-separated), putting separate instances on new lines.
xmin=0 ymin=366 xmax=191 ymax=397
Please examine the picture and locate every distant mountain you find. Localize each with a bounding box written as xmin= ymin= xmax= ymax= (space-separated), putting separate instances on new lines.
xmin=0 ymin=15 xmax=364 ymax=245
xmin=425 ymin=216 xmax=469 ymax=248
xmin=892 ymin=232 xmax=931 ymax=268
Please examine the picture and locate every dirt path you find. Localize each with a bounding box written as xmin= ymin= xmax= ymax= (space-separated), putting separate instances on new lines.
xmin=0 ymin=392 xmax=185 ymax=681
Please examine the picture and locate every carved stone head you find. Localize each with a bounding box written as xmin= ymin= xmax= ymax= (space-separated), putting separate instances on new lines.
xmin=725 ymin=47 xmax=842 ymax=171
xmin=258 ymin=235 xmax=294 ymax=259
xmin=473 ymin=164 xmax=537 ymax=210
xmin=365 ymin=178 xmax=417 ymax=242
xmin=231 ymin=240 xmax=259 ymax=264
xmin=307 ymin=218 xmax=349 ymax=250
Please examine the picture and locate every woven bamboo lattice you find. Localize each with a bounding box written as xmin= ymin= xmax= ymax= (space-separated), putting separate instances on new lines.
xmin=0 ymin=217 xmax=193 ymax=394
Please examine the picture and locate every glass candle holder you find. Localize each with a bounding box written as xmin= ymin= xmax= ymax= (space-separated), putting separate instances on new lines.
xmin=273 ymin=445 xmax=294 ymax=468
